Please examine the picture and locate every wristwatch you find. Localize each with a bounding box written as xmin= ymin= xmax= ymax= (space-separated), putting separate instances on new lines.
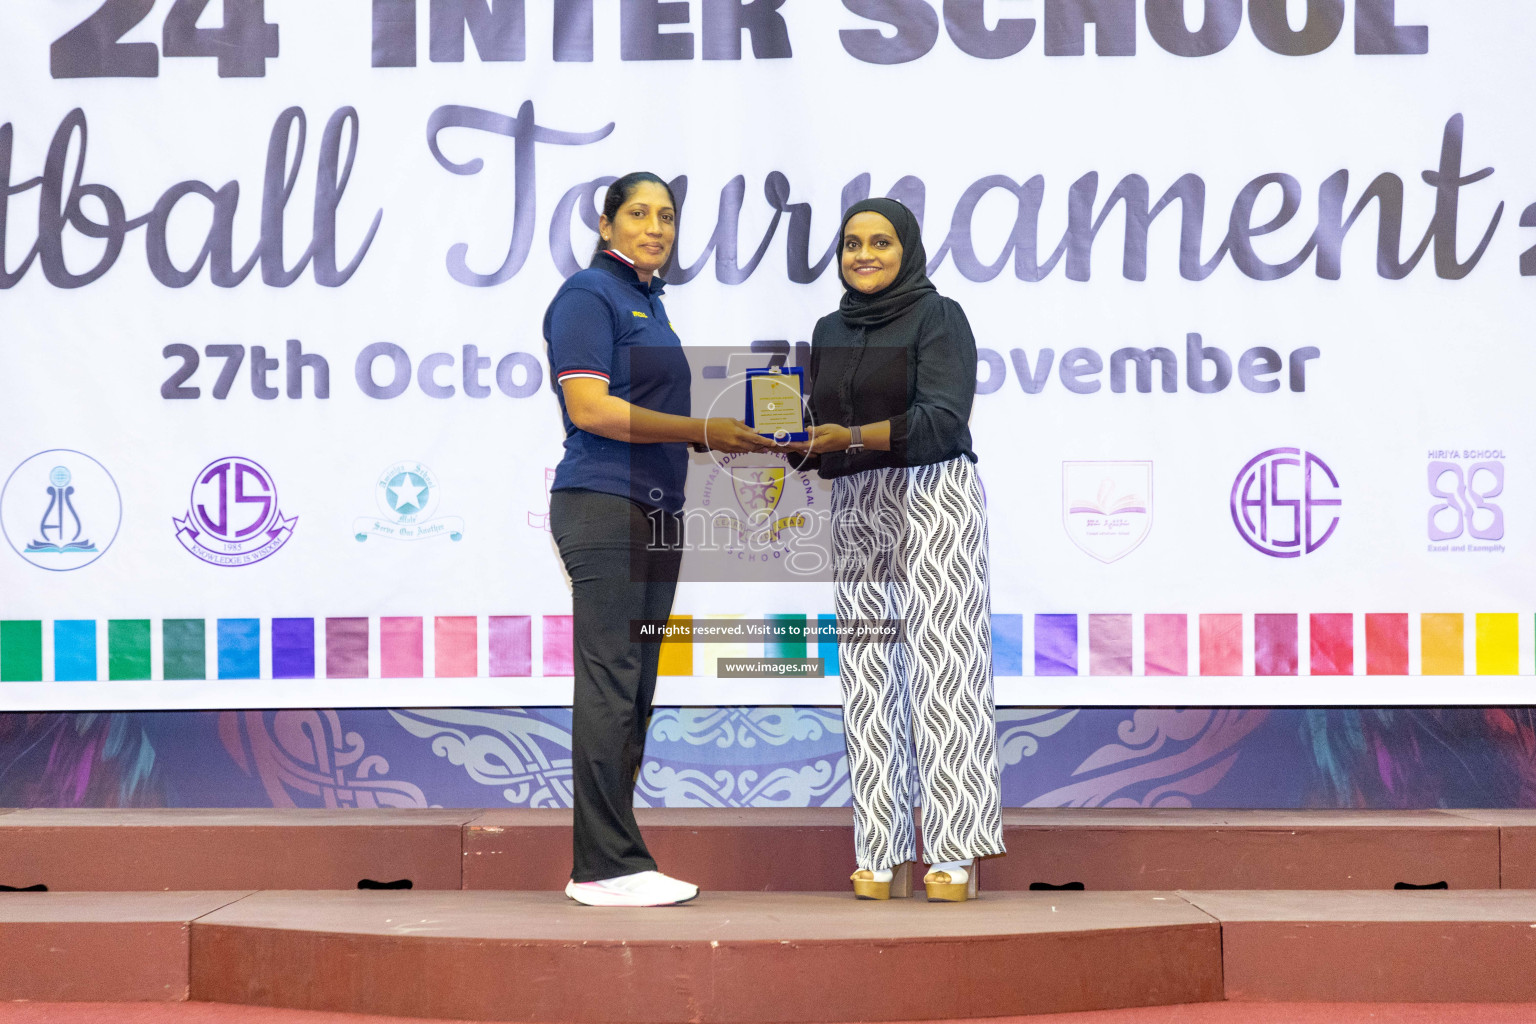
xmin=847 ymin=425 xmax=864 ymax=453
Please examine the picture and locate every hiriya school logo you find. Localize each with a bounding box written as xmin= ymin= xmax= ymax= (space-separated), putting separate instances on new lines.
xmin=1230 ymin=448 xmax=1341 ymax=558
xmin=354 ymin=461 xmax=463 ymax=542
xmin=1062 ymin=461 xmax=1152 ymax=564
xmin=1427 ymin=450 xmax=1505 ymax=553
xmin=1 ymin=450 xmax=122 ymax=571
xmin=174 ymin=456 xmax=297 ymax=566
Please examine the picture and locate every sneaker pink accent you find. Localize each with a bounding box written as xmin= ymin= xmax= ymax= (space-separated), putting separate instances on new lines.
xmin=565 ymin=870 xmax=700 ymax=907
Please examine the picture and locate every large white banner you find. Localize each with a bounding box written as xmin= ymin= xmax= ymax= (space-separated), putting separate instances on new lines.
xmin=1 ymin=0 xmax=1530 ymax=708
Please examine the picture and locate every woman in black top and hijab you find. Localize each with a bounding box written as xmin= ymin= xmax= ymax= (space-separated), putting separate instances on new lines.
xmin=792 ymin=198 xmax=1004 ymax=902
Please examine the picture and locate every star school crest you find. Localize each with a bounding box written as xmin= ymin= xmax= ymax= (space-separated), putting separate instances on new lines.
xmin=354 ymin=461 xmax=464 ymax=542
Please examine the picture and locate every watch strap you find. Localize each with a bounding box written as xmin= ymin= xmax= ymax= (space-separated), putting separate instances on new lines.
xmin=848 ymin=424 xmax=864 ymax=451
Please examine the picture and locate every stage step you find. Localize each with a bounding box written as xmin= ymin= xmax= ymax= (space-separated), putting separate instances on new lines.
xmin=1 ymin=808 xmax=1531 ymax=893
xmin=994 ymin=809 xmax=1504 ymax=891
xmin=0 ymin=809 xmax=473 ymax=891
xmin=1184 ymin=889 xmax=1536 ymax=1003
xmin=190 ymin=890 xmax=1220 ymax=1022
xmin=7 ymin=888 xmax=1536 ymax=1019
xmin=0 ymin=890 xmax=251 ymax=1002
xmin=464 ymin=807 xmax=860 ymax=891
xmin=465 ymin=807 xmax=1516 ymax=892
xmin=1447 ymin=810 xmax=1536 ymax=887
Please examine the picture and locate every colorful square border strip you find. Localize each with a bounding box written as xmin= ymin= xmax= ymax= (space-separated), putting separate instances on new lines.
xmin=0 ymin=613 xmax=1528 ymax=681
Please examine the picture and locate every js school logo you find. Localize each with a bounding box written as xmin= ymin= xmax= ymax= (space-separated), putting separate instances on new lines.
xmin=1061 ymin=461 xmax=1152 ymax=564
xmin=354 ymin=461 xmax=463 ymax=542
xmin=1 ymin=450 xmax=122 ymax=571
xmin=174 ymin=456 xmax=297 ymax=567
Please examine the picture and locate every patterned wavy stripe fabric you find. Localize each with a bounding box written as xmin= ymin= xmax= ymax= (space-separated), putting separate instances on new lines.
xmin=832 ymin=457 xmax=1005 ymax=870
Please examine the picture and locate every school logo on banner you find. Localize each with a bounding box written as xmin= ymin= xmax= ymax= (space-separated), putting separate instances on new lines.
xmin=1062 ymin=461 xmax=1153 ymax=563
xmin=733 ymin=466 xmax=786 ymax=521
xmin=697 ymin=453 xmax=816 ymax=568
xmin=1427 ymin=450 xmax=1505 ymax=553
xmin=1 ymin=450 xmax=122 ymax=571
xmin=1230 ymin=448 xmax=1341 ymax=558
xmin=174 ymin=456 xmax=298 ymax=566
xmin=354 ymin=461 xmax=464 ymax=542
xmin=526 ymin=467 xmax=556 ymax=532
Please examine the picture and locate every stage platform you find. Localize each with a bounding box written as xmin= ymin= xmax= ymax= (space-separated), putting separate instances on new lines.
xmin=7 ymin=888 xmax=1536 ymax=1019
xmin=1 ymin=807 xmax=1527 ymax=893
xmin=4 ymin=809 xmax=1536 ymax=1020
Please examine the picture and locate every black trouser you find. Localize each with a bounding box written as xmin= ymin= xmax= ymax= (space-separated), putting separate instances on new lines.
xmin=551 ymin=488 xmax=683 ymax=882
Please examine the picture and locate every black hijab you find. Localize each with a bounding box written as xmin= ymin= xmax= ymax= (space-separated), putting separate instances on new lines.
xmin=836 ymin=198 xmax=936 ymax=329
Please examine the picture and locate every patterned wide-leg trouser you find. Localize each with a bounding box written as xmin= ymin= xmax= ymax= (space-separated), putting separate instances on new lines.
xmin=831 ymin=456 xmax=1006 ymax=871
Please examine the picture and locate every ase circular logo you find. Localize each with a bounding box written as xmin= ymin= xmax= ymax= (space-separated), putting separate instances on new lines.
xmin=1230 ymin=447 xmax=1341 ymax=558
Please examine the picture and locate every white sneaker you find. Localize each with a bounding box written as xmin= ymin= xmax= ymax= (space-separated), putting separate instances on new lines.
xmin=565 ymin=870 xmax=700 ymax=907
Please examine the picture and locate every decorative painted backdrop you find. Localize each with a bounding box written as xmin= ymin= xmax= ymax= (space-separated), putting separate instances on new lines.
xmin=3 ymin=705 xmax=1534 ymax=810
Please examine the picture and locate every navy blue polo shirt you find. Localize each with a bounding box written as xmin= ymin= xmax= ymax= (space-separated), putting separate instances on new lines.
xmin=543 ymin=249 xmax=691 ymax=513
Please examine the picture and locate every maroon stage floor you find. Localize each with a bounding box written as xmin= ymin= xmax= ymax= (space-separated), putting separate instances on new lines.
xmin=7 ymin=1002 xmax=1536 ymax=1024
xmin=3 ymin=1000 xmax=1536 ymax=1024
xmin=3 ymin=808 xmax=1536 ymax=1021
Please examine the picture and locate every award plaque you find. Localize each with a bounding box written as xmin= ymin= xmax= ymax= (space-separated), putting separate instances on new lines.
xmin=744 ymin=366 xmax=808 ymax=444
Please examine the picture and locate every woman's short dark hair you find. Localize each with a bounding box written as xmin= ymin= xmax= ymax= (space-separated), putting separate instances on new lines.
xmin=593 ymin=171 xmax=677 ymax=259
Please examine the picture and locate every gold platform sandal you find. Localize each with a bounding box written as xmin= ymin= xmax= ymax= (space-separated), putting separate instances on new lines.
xmin=851 ymin=861 xmax=912 ymax=900
xmin=923 ymin=861 xmax=979 ymax=902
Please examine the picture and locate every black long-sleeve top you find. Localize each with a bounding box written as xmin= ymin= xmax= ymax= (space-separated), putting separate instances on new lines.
xmin=802 ymin=291 xmax=979 ymax=479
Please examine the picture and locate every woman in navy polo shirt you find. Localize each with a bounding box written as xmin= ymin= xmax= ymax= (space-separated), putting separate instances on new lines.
xmin=544 ymin=172 xmax=769 ymax=907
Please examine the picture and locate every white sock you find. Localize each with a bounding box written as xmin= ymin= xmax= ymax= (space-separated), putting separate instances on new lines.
xmin=929 ymin=859 xmax=971 ymax=876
